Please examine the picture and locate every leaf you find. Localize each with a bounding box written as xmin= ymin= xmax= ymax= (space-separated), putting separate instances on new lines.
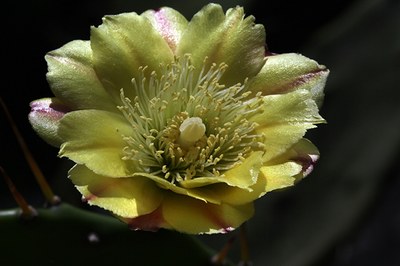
xmin=0 ymin=203 xmax=223 ymax=266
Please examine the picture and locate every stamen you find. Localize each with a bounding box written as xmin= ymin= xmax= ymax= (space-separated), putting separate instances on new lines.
xmin=117 ymin=55 xmax=265 ymax=184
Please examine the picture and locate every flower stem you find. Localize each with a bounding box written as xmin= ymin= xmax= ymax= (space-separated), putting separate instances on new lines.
xmin=0 ymin=166 xmax=37 ymax=219
xmin=211 ymin=235 xmax=236 ymax=265
xmin=0 ymin=97 xmax=60 ymax=205
xmin=238 ymin=223 xmax=252 ymax=266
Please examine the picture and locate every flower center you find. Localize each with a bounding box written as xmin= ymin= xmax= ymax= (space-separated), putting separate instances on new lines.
xmin=118 ymin=55 xmax=264 ymax=184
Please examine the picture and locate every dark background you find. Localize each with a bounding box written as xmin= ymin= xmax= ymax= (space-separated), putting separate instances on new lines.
xmin=1 ymin=0 xmax=399 ymax=265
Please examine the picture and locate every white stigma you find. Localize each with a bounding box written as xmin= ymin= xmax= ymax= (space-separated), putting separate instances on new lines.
xmin=178 ymin=117 xmax=206 ymax=149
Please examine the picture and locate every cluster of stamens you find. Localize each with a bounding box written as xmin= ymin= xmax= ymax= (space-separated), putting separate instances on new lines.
xmin=118 ymin=55 xmax=265 ymax=184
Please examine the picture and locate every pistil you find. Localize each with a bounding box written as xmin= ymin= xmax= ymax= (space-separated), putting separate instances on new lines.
xmin=178 ymin=117 xmax=206 ymax=149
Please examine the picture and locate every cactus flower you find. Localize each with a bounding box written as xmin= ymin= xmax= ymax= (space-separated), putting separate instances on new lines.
xmin=29 ymin=4 xmax=328 ymax=234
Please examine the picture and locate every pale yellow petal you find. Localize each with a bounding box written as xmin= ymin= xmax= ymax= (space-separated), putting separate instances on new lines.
xmin=177 ymin=4 xmax=266 ymax=85
xmin=179 ymin=151 xmax=263 ymax=190
xmin=45 ymin=40 xmax=117 ymax=111
xmin=58 ymin=110 xmax=137 ymax=177
xmin=260 ymin=162 xmax=302 ymax=193
xmin=162 ymin=193 xmax=254 ymax=234
xmin=252 ymin=90 xmax=325 ymax=161
xmin=91 ymin=12 xmax=174 ymax=101
xmin=69 ymin=164 xmax=163 ymax=218
xmin=197 ymin=160 xmax=303 ymax=206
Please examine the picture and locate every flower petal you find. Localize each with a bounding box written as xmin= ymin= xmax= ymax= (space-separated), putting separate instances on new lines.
xmin=206 ymin=161 xmax=302 ymax=207
xmin=190 ymin=180 xmax=266 ymax=206
xmin=193 ymin=160 xmax=302 ymax=206
xmin=141 ymin=7 xmax=188 ymax=53
xmin=177 ymin=140 xmax=317 ymax=206
xmin=260 ymin=161 xmax=302 ymax=193
xmin=267 ymin=138 xmax=320 ymax=179
xmin=162 ymin=193 xmax=254 ymax=234
xmin=252 ymin=89 xmax=325 ymax=162
xmin=69 ymin=164 xmax=163 ymax=218
xmin=177 ymin=4 xmax=266 ymax=85
xmin=90 ymin=12 xmax=174 ymax=101
xmin=179 ymin=151 xmax=263 ymax=190
xmin=119 ymin=207 xmax=171 ymax=232
xmin=248 ymin=53 xmax=329 ymax=107
xmin=132 ymin=173 xmax=221 ymax=204
xmin=58 ymin=110 xmax=137 ymax=177
xmin=28 ymin=98 xmax=70 ymax=147
xmin=127 ymin=152 xmax=261 ymax=204
xmin=45 ymin=40 xmax=117 ymax=112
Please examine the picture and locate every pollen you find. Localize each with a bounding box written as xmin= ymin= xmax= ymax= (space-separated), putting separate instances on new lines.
xmin=118 ymin=55 xmax=265 ymax=184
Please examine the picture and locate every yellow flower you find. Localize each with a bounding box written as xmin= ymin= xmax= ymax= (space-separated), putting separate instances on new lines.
xmin=29 ymin=4 xmax=328 ymax=234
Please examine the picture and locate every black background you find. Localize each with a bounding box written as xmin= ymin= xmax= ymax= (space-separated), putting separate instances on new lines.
xmin=1 ymin=0 xmax=399 ymax=265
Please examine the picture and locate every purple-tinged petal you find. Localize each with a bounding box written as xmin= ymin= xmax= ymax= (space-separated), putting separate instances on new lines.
xmin=121 ymin=207 xmax=171 ymax=232
xmin=289 ymin=138 xmax=320 ymax=178
xmin=266 ymin=138 xmax=321 ymax=180
xmin=28 ymin=98 xmax=70 ymax=147
xmin=142 ymin=7 xmax=188 ymax=53
xmin=248 ymin=53 xmax=329 ymax=107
